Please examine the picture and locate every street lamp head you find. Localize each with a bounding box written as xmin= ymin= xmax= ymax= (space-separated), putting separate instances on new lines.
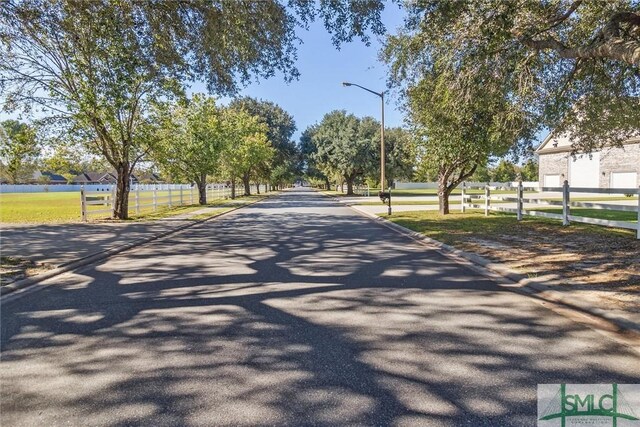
xmin=342 ymin=82 xmax=352 ymax=87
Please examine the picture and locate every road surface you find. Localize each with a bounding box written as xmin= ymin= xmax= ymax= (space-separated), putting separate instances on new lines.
xmin=1 ymin=188 xmax=638 ymax=426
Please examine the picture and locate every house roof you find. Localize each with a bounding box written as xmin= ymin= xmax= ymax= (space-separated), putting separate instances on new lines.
xmin=536 ymin=133 xmax=640 ymax=154
xmin=72 ymin=171 xmax=117 ymax=183
xmin=134 ymin=172 xmax=163 ymax=182
xmin=41 ymin=171 xmax=67 ymax=182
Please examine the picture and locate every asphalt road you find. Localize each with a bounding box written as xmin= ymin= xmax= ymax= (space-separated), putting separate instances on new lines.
xmin=1 ymin=188 xmax=638 ymax=426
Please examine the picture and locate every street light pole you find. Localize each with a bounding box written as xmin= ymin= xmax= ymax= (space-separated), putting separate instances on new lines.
xmin=380 ymin=91 xmax=385 ymax=191
xmin=342 ymin=81 xmax=391 ymax=215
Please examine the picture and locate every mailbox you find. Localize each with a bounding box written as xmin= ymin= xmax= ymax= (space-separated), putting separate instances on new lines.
xmin=379 ymin=191 xmax=390 ymax=204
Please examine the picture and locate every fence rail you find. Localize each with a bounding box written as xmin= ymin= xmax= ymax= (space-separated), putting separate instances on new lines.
xmin=460 ymin=181 xmax=640 ymax=239
xmin=80 ymin=184 xmax=231 ymax=221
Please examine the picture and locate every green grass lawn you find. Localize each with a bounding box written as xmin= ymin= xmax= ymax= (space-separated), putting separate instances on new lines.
xmin=0 ymin=192 xmax=80 ymax=223
xmin=534 ymin=207 xmax=638 ymax=223
xmin=383 ymin=209 xmax=636 ymax=245
xmin=0 ymin=192 xmax=267 ymax=223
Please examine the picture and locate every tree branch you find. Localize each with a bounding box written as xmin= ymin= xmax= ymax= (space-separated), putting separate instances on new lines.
xmin=518 ymin=12 xmax=640 ymax=66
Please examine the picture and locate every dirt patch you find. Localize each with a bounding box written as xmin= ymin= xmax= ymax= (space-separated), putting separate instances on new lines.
xmin=455 ymin=228 xmax=639 ymax=312
xmin=0 ymin=256 xmax=54 ymax=286
xmin=389 ymin=211 xmax=640 ymax=314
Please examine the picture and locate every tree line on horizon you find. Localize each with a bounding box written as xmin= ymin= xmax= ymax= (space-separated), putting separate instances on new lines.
xmin=0 ymin=95 xmax=300 ymax=206
xmin=1 ymin=0 xmax=637 ymax=217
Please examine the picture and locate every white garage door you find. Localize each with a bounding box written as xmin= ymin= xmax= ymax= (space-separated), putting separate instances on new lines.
xmin=543 ymin=174 xmax=561 ymax=187
xmin=611 ymin=172 xmax=637 ymax=189
xmin=569 ymin=153 xmax=600 ymax=188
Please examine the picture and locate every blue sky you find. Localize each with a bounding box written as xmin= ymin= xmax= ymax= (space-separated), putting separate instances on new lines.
xmin=195 ymin=3 xmax=407 ymax=141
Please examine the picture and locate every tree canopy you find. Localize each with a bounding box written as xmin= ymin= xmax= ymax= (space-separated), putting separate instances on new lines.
xmin=383 ymin=0 xmax=640 ymax=154
xmin=222 ymin=108 xmax=273 ymax=198
xmin=228 ymin=97 xmax=298 ymax=189
xmin=150 ymin=94 xmax=226 ymax=205
xmin=0 ymin=120 xmax=39 ymax=184
xmin=0 ymin=0 xmax=386 ymax=218
xmin=398 ymin=61 xmax=534 ymax=213
xmin=311 ymin=110 xmax=379 ymax=195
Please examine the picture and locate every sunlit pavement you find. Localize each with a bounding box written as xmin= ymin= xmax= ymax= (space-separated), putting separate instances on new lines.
xmin=1 ymin=188 xmax=638 ymax=426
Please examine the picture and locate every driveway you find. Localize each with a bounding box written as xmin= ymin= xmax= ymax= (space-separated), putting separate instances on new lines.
xmin=1 ymin=188 xmax=638 ymax=426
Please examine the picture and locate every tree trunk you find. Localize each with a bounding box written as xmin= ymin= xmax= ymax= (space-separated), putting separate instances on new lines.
xmin=231 ymin=177 xmax=236 ymax=199
xmin=196 ymin=173 xmax=207 ymax=205
xmin=324 ymin=177 xmax=331 ymax=190
xmin=346 ymin=178 xmax=355 ymax=196
xmin=437 ymin=177 xmax=451 ymax=215
xmin=242 ymin=173 xmax=251 ymax=196
xmin=256 ymin=182 xmax=260 ymax=194
xmin=113 ymin=163 xmax=131 ymax=219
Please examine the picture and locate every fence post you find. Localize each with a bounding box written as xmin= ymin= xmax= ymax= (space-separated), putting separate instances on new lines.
xmin=110 ymin=185 xmax=115 ymax=218
xmin=461 ymin=182 xmax=466 ymax=213
xmin=168 ymin=186 xmax=172 ymax=208
xmin=180 ymin=186 xmax=183 ymax=206
xmin=517 ymin=180 xmax=523 ymax=221
xmin=636 ymin=186 xmax=640 ymax=239
xmin=484 ymin=184 xmax=490 ymax=216
xmin=153 ymin=185 xmax=158 ymax=212
xmin=80 ymin=185 xmax=87 ymax=222
xmin=135 ymin=185 xmax=140 ymax=215
xmin=562 ymin=180 xmax=570 ymax=226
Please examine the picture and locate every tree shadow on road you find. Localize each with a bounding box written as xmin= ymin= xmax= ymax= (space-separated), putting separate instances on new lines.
xmin=2 ymin=192 xmax=639 ymax=426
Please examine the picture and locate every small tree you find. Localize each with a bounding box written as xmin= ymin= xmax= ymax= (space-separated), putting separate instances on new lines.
xmin=0 ymin=120 xmax=39 ymax=184
xmin=300 ymin=125 xmax=331 ymax=189
xmin=312 ymin=111 xmax=378 ymax=195
xmin=403 ymin=65 xmax=533 ymax=214
xmin=229 ymin=97 xmax=298 ymax=190
xmin=381 ymin=127 xmax=416 ymax=187
xmin=42 ymin=145 xmax=85 ymax=183
xmin=222 ymin=109 xmax=273 ymax=198
xmin=492 ymin=160 xmax=518 ymax=183
xmin=470 ymin=163 xmax=492 ymax=183
xmin=150 ymin=95 xmax=226 ymax=205
xmin=520 ymin=158 xmax=539 ymax=182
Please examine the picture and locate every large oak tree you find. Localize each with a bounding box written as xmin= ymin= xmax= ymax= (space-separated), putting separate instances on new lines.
xmin=384 ymin=0 xmax=640 ymax=154
xmin=311 ymin=110 xmax=379 ymax=195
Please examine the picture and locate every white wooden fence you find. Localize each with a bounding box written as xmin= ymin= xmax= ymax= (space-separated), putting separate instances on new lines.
xmin=395 ymin=181 xmax=539 ymax=190
xmin=460 ymin=181 xmax=640 ymax=239
xmin=80 ymin=184 xmax=231 ymax=221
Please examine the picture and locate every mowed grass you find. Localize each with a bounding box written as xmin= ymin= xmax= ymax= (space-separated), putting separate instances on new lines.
xmin=0 ymin=192 xmax=81 ymax=223
xmin=536 ymin=208 xmax=638 ymax=223
xmin=0 ymin=191 xmax=262 ymax=223
xmin=383 ymin=209 xmax=636 ymax=245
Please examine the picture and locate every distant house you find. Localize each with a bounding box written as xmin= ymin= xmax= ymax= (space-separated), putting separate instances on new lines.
xmin=134 ymin=172 xmax=164 ymax=183
xmin=39 ymin=171 xmax=68 ymax=184
xmin=72 ymin=171 xmax=117 ymax=185
xmin=72 ymin=171 xmax=165 ymax=185
xmin=24 ymin=170 xmax=68 ymax=184
xmin=536 ymin=135 xmax=640 ymax=189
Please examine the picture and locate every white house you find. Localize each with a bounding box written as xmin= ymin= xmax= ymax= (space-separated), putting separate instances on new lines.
xmin=536 ymin=134 xmax=640 ymax=189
